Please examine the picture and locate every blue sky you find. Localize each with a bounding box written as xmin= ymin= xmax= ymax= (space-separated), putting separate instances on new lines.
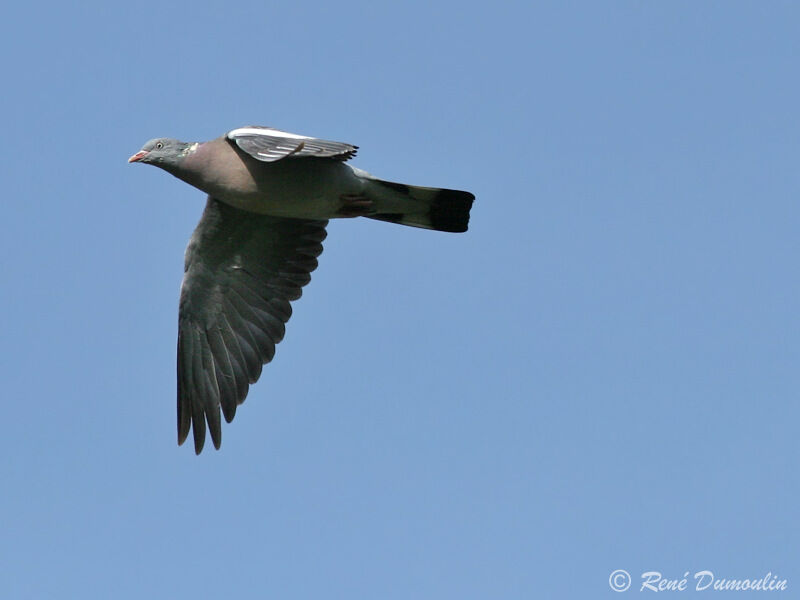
xmin=1 ymin=2 xmax=798 ymax=597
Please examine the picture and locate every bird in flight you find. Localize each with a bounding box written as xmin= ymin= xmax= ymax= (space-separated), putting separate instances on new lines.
xmin=129 ymin=126 xmax=474 ymax=453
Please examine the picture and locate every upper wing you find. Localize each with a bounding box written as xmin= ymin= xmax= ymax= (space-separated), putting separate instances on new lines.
xmin=178 ymin=197 xmax=328 ymax=453
xmin=227 ymin=126 xmax=358 ymax=163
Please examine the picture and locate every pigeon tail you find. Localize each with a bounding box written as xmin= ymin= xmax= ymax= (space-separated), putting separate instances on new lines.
xmin=365 ymin=179 xmax=474 ymax=233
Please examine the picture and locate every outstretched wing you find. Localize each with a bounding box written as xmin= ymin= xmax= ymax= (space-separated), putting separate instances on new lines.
xmin=178 ymin=197 xmax=327 ymax=453
xmin=227 ymin=126 xmax=358 ymax=163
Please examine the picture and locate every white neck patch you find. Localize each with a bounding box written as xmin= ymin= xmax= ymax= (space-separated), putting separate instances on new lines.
xmin=180 ymin=142 xmax=199 ymax=157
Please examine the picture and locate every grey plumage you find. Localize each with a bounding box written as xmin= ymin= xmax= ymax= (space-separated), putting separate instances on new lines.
xmin=129 ymin=126 xmax=474 ymax=453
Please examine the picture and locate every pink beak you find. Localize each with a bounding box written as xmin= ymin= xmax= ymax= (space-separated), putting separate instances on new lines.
xmin=128 ymin=150 xmax=149 ymax=163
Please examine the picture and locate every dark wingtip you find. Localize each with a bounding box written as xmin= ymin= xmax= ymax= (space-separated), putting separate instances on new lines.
xmin=221 ymin=403 xmax=237 ymax=423
xmin=191 ymin=416 xmax=206 ymax=454
xmin=178 ymin=413 xmax=190 ymax=446
xmin=177 ymin=423 xmax=204 ymax=455
xmin=430 ymin=189 xmax=474 ymax=233
xmin=209 ymin=425 xmax=222 ymax=451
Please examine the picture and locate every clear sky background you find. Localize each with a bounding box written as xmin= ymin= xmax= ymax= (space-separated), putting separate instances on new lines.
xmin=1 ymin=2 xmax=798 ymax=598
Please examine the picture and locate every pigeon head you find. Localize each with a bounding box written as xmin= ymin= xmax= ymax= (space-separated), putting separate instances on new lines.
xmin=128 ymin=138 xmax=195 ymax=168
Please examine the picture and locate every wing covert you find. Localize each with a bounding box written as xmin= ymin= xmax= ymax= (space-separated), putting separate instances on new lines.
xmin=227 ymin=126 xmax=358 ymax=162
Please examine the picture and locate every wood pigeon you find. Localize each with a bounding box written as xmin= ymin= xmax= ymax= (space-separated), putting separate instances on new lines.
xmin=129 ymin=126 xmax=474 ymax=453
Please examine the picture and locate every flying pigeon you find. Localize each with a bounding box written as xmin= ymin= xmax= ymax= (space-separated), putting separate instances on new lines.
xmin=129 ymin=126 xmax=474 ymax=453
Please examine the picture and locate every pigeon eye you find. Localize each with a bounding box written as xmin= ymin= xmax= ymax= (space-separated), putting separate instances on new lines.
xmin=156 ymin=142 xmax=164 ymax=150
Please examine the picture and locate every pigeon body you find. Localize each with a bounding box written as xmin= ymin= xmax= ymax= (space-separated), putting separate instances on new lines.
xmin=129 ymin=126 xmax=474 ymax=453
